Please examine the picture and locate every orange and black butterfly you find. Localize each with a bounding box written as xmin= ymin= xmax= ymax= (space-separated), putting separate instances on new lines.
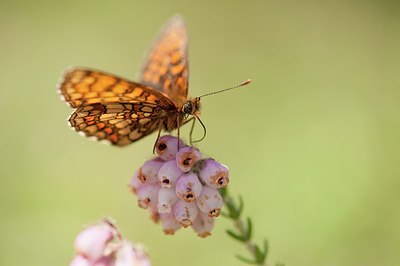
xmin=58 ymin=15 xmax=250 ymax=147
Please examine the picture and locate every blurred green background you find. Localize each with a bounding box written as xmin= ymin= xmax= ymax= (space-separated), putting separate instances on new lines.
xmin=1 ymin=0 xmax=399 ymax=265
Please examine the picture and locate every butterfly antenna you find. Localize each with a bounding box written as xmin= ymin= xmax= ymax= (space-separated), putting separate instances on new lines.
xmin=199 ymin=79 xmax=252 ymax=98
xmin=191 ymin=114 xmax=207 ymax=143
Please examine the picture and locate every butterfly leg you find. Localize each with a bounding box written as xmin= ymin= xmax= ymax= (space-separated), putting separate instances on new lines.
xmin=153 ymin=121 xmax=163 ymax=154
xmin=177 ymin=117 xmax=181 ymax=150
xmin=191 ymin=114 xmax=207 ymax=144
xmin=188 ymin=117 xmax=196 ymax=146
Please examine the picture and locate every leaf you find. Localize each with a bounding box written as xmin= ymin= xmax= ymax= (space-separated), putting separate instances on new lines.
xmin=254 ymin=245 xmax=264 ymax=263
xmin=236 ymin=254 xmax=259 ymax=265
xmin=226 ymin=229 xmax=246 ymax=242
xmin=254 ymin=239 xmax=269 ymax=264
xmin=263 ymin=239 xmax=269 ymax=258
xmin=235 ymin=195 xmax=244 ymax=218
xmin=245 ymin=217 xmax=253 ymax=241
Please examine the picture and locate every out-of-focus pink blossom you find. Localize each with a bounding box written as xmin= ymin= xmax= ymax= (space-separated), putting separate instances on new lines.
xmin=93 ymin=256 xmax=115 ymax=266
xmin=70 ymin=255 xmax=92 ymax=266
xmin=74 ymin=223 xmax=113 ymax=262
xmin=115 ymin=241 xmax=151 ymax=266
xmin=70 ymin=221 xmax=151 ymax=266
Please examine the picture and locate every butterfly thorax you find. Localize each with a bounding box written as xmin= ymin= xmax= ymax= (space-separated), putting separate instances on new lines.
xmin=162 ymin=97 xmax=200 ymax=132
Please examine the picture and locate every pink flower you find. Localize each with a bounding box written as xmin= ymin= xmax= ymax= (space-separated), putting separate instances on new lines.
xmin=130 ymin=135 xmax=229 ymax=237
xmin=157 ymin=160 xmax=183 ymax=188
xmin=160 ymin=213 xmax=181 ymax=235
xmin=158 ymin=187 xmax=180 ymax=214
xmin=196 ymin=186 xmax=223 ymax=217
xmin=155 ymin=135 xmax=185 ymax=161
xmin=199 ymin=159 xmax=230 ymax=188
xmin=173 ymin=200 xmax=198 ymax=227
xmin=175 ymin=172 xmax=203 ymax=203
xmin=176 ymin=146 xmax=202 ymax=172
xmin=138 ymin=158 xmax=164 ymax=184
xmin=192 ymin=211 xmax=215 ymax=238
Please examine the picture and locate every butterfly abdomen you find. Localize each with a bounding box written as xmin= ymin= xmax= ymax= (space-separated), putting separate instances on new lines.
xmin=162 ymin=111 xmax=185 ymax=132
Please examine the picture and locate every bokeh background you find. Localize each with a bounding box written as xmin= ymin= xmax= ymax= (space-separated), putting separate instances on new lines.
xmin=1 ymin=0 xmax=399 ymax=265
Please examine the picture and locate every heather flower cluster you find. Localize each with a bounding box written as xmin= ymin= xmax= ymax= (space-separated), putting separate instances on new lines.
xmin=129 ymin=135 xmax=230 ymax=237
xmin=70 ymin=220 xmax=151 ymax=266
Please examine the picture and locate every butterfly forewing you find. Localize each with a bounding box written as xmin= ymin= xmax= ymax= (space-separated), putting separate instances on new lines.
xmin=59 ymin=16 xmax=190 ymax=147
xmin=69 ymin=103 xmax=163 ymax=146
xmin=140 ymin=15 xmax=189 ymax=106
xmin=59 ymin=68 xmax=175 ymax=108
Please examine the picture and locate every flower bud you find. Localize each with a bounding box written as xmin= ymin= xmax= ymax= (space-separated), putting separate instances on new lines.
xmin=176 ymin=147 xmax=202 ymax=172
xmin=160 ymin=213 xmax=181 ymax=235
xmin=157 ymin=160 xmax=184 ymax=188
xmin=158 ymin=187 xmax=179 ymax=214
xmin=115 ymin=241 xmax=151 ymax=266
xmin=192 ymin=211 xmax=214 ymax=238
xmin=155 ymin=135 xmax=185 ymax=161
xmin=199 ymin=159 xmax=230 ymax=188
xmin=137 ymin=184 xmax=159 ymax=209
xmin=70 ymin=255 xmax=92 ymax=266
xmin=74 ymin=223 xmax=113 ymax=262
xmin=196 ymin=186 xmax=223 ymax=217
xmin=148 ymin=205 xmax=160 ymax=223
xmin=137 ymin=158 xmax=164 ymax=184
xmin=129 ymin=170 xmax=142 ymax=194
xmin=173 ymin=200 xmax=198 ymax=228
xmin=175 ymin=172 xmax=202 ymax=203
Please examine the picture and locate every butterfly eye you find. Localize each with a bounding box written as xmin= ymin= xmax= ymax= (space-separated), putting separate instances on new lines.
xmin=183 ymin=102 xmax=193 ymax=114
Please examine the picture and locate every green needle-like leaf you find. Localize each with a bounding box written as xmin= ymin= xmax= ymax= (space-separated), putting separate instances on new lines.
xmin=263 ymin=239 xmax=269 ymax=258
xmin=236 ymin=254 xmax=259 ymax=265
xmin=254 ymin=245 xmax=264 ymax=263
xmin=246 ymin=217 xmax=253 ymax=241
xmin=235 ymin=195 xmax=244 ymax=218
xmin=226 ymin=229 xmax=246 ymax=242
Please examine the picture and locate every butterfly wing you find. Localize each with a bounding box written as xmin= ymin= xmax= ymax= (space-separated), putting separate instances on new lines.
xmin=69 ymin=103 xmax=163 ymax=146
xmin=59 ymin=68 xmax=175 ymax=108
xmin=59 ymin=68 xmax=178 ymax=146
xmin=140 ymin=15 xmax=189 ymax=106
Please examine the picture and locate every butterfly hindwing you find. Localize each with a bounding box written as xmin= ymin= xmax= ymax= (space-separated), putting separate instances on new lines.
xmin=140 ymin=15 xmax=189 ymax=106
xmin=69 ymin=103 xmax=162 ymax=146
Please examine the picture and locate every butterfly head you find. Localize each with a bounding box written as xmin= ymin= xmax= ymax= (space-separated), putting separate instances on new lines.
xmin=182 ymin=97 xmax=201 ymax=116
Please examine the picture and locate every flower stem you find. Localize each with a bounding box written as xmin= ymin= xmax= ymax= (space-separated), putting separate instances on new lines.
xmin=220 ymin=188 xmax=273 ymax=266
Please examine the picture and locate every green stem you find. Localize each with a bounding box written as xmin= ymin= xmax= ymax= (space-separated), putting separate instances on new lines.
xmin=221 ymin=188 xmax=270 ymax=265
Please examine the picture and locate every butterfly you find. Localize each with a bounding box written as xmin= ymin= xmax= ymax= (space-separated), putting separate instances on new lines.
xmin=58 ymin=15 xmax=250 ymax=147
